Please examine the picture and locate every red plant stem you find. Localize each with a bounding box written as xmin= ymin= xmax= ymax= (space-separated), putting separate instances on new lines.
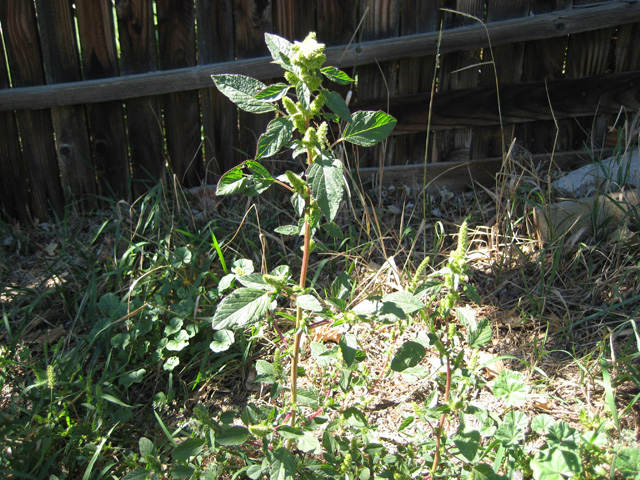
xmin=431 ymin=330 xmax=452 ymax=475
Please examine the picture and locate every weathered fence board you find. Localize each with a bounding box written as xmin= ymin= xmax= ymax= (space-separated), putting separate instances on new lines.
xmin=75 ymin=0 xmax=130 ymax=199
xmin=1 ymin=0 xmax=639 ymax=221
xmin=36 ymin=0 xmax=96 ymax=210
xmin=196 ymin=0 xmax=237 ymax=177
xmin=116 ymin=0 xmax=165 ymax=194
xmin=0 ymin=1 xmax=64 ymax=220
xmin=158 ymin=0 xmax=203 ymax=187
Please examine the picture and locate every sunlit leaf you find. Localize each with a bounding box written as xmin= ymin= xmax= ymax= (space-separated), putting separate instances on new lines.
xmin=211 ymin=288 xmax=271 ymax=330
xmin=320 ymin=66 xmax=354 ymax=85
xmin=212 ymin=74 xmax=276 ymax=113
xmin=256 ymin=117 xmax=294 ymax=160
xmin=209 ymin=329 xmax=234 ymax=353
xmin=308 ymin=155 xmax=344 ymax=222
xmin=391 ymin=341 xmax=425 ymax=372
xmin=343 ymin=110 xmax=396 ymax=146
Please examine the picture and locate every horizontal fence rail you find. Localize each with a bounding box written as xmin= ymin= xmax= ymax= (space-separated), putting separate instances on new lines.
xmin=0 ymin=0 xmax=639 ymax=222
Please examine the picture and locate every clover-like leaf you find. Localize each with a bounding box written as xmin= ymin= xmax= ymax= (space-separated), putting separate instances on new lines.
xmin=492 ymin=369 xmax=530 ymax=407
xmin=209 ymin=329 xmax=234 ymax=353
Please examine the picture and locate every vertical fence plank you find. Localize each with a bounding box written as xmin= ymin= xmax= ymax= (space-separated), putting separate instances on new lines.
xmin=396 ymin=1 xmax=440 ymax=166
xmin=471 ymin=0 xmax=530 ymax=160
xmin=615 ymin=22 xmax=640 ymax=73
xmin=317 ymin=0 xmax=357 ymax=46
xmin=0 ymin=1 xmax=64 ymax=220
xmin=435 ymin=0 xmax=485 ymax=163
xmin=359 ymin=0 xmax=401 ymax=168
xmin=75 ymin=0 xmax=130 ymax=199
xmin=157 ymin=0 xmax=203 ymax=187
xmin=234 ymin=0 xmax=273 ymax=162
xmin=197 ymin=0 xmax=237 ymax=177
xmin=563 ymin=0 xmax=614 ymax=152
xmin=116 ymin=0 xmax=165 ymax=193
xmin=515 ymin=0 xmax=570 ymax=155
xmin=35 ymin=0 xmax=96 ymax=210
xmin=273 ymin=0 xmax=316 ymax=41
xmin=0 ymin=33 xmax=29 ymax=222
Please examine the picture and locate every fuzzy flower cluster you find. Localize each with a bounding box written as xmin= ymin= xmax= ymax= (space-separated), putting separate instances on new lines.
xmin=285 ymin=32 xmax=326 ymax=93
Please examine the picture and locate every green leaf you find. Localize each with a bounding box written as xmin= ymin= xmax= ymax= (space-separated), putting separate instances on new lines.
xmin=468 ymin=318 xmax=492 ymax=348
xmin=163 ymin=356 xmax=180 ymax=371
xmin=494 ymin=411 xmax=528 ymax=446
xmin=120 ymin=469 xmax=149 ymax=480
xmin=211 ymin=288 xmax=271 ymax=330
xmin=308 ymin=155 xmax=344 ymax=222
xmin=531 ymin=414 xmax=555 ymax=434
xmin=215 ymin=426 xmax=250 ymax=446
xmin=277 ymin=426 xmax=304 ymax=439
xmin=99 ymin=393 xmax=133 ymax=408
xmin=297 ymin=294 xmax=323 ymax=312
xmin=547 ymin=422 xmax=578 ymax=449
xmin=231 ymin=258 xmax=255 ymax=276
xmin=453 ymin=429 xmax=481 ymax=462
xmin=139 ymin=437 xmax=156 ymax=457
xmin=212 ymin=74 xmax=276 ymax=113
xmin=321 ymin=66 xmax=354 ymax=85
xmin=339 ymin=333 xmax=360 ymax=368
xmin=343 ymin=407 xmax=368 ymax=428
xmin=472 ymin=464 xmax=508 ymax=480
xmin=343 ymin=110 xmax=396 ymax=146
xmin=391 ymin=341 xmax=426 ymax=372
xmin=270 ymin=447 xmax=296 ymax=480
xmin=255 ymin=83 xmax=290 ymax=102
xmin=216 ymin=160 xmax=275 ymax=197
xmin=296 ymin=81 xmax=311 ymax=110
xmin=265 ymin=33 xmax=294 ymax=69
xmin=254 ymin=359 xmax=276 ymax=383
xmin=531 ymin=448 xmax=582 ymax=480
xmin=164 ymin=317 xmax=183 ymax=336
xmin=172 ymin=438 xmax=205 ymax=462
xmin=119 ymin=368 xmax=146 ymax=388
xmin=256 ymin=117 xmax=294 ymax=160
xmin=323 ymin=90 xmax=352 ymax=122
xmin=275 ymin=224 xmax=300 ymax=236
xmin=297 ymin=434 xmax=322 ymax=454
xmin=492 ymin=369 xmax=529 ymax=407
xmin=209 ymin=329 xmax=234 ymax=353
xmin=170 ymin=246 xmax=192 ymax=267
xmin=382 ymin=291 xmax=425 ymax=316
xmin=615 ymin=447 xmax=640 ymax=479
xmin=166 ymin=330 xmax=189 ymax=351
xmin=172 ymin=465 xmax=196 ymax=479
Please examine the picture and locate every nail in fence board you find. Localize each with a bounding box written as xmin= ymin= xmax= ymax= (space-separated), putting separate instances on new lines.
xmin=35 ymin=0 xmax=96 ymax=211
xmin=197 ymin=0 xmax=237 ymax=177
xmin=158 ymin=0 xmax=203 ymax=188
xmin=116 ymin=0 xmax=165 ymax=194
xmin=0 ymin=1 xmax=64 ymax=220
xmin=75 ymin=0 xmax=130 ymax=200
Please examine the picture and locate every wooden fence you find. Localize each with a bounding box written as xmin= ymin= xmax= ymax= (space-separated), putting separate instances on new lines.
xmin=1 ymin=0 xmax=640 ymax=223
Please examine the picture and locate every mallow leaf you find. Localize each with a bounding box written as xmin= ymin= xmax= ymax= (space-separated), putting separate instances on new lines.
xmin=212 ymin=74 xmax=277 ymax=114
xmin=212 ymin=288 xmax=271 ymax=330
xmin=343 ymin=110 xmax=397 ymax=146
xmin=308 ymin=155 xmax=344 ymax=222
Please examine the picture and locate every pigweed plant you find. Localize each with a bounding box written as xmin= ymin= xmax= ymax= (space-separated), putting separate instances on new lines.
xmin=211 ymin=32 xmax=395 ymax=430
xmin=119 ymin=33 xmax=640 ymax=479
